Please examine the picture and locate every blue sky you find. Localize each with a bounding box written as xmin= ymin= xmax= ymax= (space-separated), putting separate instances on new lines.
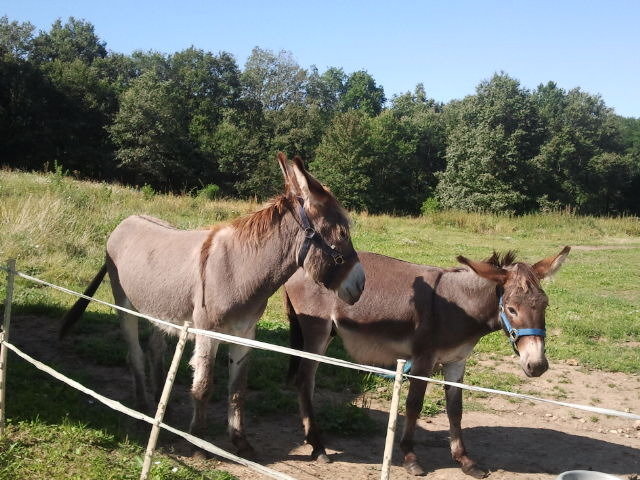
xmin=4 ymin=0 xmax=639 ymax=117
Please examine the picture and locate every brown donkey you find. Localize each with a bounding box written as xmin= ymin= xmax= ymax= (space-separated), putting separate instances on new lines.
xmin=285 ymin=247 xmax=570 ymax=477
xmin=60 ymin=153 xmax=365 ymax=456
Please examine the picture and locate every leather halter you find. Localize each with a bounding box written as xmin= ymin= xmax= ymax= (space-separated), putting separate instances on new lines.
xmin=498 ymin=295 xmax=546 ymax=356
xmin=294 ymin=197 xmax=347 ymax=268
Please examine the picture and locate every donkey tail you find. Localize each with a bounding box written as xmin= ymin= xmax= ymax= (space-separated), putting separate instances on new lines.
xmin=285 ymin=287 xmax=303 ymax=385
xmin=59 ymin=263 xmax=108 ymax=339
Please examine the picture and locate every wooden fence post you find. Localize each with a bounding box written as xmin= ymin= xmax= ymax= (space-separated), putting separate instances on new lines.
xmin=0 ymin=259 xmax=17 ymax=437
xmin=140 ymin=321 xmax=191 ymax=480
xmin=380 ymin=358 xmax=406 ymax=480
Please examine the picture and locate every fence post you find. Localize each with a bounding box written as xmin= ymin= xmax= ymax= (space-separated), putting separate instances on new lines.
xmin=140 ymin=321 xmax=191 ymax=480
xmin=0 ymin=259 xmax=17 ymax=437
xmin=380 ymin=359 xmax=406 ymax=480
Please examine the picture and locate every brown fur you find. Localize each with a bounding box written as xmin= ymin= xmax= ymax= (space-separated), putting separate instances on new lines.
xmin=231 ymin=194 xmax=294 ymax=247
xmin=285 ymin=247 xmax=569 ymax=476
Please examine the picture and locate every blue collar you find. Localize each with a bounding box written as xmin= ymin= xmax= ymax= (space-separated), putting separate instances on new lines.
xmin=498 ymin=296 xmax=546 ymax=356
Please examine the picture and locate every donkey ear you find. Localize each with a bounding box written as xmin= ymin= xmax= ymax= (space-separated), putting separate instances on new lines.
xmin=277 ymin=152 xmax=302 ymax=194
xmin=532 ymin=246 xmax=571 ymax=279
xmin=277 ymin=152 xmax=289 ymax=178
xmin=457 ymin=255 xmax=508 ymax=284
xmin=290 ymin=156 xmax=326 ymax=204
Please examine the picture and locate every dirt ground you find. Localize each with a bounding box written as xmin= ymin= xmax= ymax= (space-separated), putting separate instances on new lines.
xmin=10 ymin=315 xmax=640 ymax=480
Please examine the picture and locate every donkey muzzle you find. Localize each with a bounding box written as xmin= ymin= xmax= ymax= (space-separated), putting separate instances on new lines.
xmin=336 ymin=262 xmax=365 ymax=305
xmin=518 ymin=336 xmax=548 ymax=377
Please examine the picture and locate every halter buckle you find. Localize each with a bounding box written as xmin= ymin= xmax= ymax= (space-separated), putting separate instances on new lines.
xmin=303 ymin=227 xmax=316 ymax=240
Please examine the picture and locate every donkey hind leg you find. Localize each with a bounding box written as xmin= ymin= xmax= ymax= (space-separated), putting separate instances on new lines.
xmin=400 ymin=356 xmax=435 ymax=477
xmin=120 ymin=308 xmax=153 ymax=413
xmin=443 ymin=361 xmax=487 ymax=479
xmin=188 ymin=334 xmax=219 ymax=438
xmin=295 ymin=317 xmax=334 ymax=463
xmin=228 ymin=338 xmax=255 ymax=457
xmin=147 ymin=327 xmax=168 ymax=403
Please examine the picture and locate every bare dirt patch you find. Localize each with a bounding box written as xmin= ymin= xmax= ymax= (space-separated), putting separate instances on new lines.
xmin=9 ymin=315 xmax=640 ymax=480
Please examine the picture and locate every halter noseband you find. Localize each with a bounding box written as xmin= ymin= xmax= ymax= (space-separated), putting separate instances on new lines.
xmin=498 ymin=295 xmax=546 ymax=356
xmin=295 ymin=197 xmax=346 ymax=267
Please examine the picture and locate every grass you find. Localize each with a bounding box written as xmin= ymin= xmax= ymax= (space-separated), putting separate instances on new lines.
xmin=1 ymin=169 xmax=639 ymax=478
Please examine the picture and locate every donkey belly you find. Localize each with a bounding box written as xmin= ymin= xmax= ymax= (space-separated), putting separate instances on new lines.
xmin=335 ymin=325 xmax=413 ymax=367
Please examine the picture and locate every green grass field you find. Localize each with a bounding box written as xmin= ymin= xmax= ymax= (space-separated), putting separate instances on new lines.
xmin=1 ymin=169 xmax=639 ymax=479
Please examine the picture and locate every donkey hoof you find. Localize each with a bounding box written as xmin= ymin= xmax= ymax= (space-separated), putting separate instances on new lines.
xmin=236 ymin=444 xmax=256 ymax=460
xmin=462 ymin=464 xmax=488 ymax=478
xmin=313 ymin=452 xmax=331 ymax=464
xmin=191 ymin=447 xmax=212 ymax=461
xmin=403 ymin=460 xmax=426 ymax=476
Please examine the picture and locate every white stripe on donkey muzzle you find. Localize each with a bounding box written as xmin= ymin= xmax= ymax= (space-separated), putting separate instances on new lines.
xmin=517 ymin=336 xmax=549 ymax=377
xmin=337 ymin=261 xmax=365 ymax=305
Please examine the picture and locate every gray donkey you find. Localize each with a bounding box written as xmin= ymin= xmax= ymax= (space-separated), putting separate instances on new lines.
xmin=60 ymin=153 xmax=365 ymax=456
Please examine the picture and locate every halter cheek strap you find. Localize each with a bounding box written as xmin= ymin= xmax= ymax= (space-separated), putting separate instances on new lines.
xmin=498 ymin=296 xmax=546 ymax=355
xmin=295 ymin=197 xmax=345 ymax=268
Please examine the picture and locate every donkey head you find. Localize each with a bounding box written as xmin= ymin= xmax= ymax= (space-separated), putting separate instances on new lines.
xmin=457 ymin=246 xmax=570 ymax=377
xmin=277 ymin=153 xmax=365 ymax=305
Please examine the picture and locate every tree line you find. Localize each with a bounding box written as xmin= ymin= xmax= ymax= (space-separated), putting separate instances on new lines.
xmin=2 ymin=16 xmax=639 ymax=215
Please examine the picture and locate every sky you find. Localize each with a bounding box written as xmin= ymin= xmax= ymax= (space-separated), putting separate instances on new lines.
xmin=4 ymin=0 xmax=640 ymax=117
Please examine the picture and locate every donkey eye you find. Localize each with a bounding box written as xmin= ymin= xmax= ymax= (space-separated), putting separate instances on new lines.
xmin=507 ymin=307 xmax=518 ymax=316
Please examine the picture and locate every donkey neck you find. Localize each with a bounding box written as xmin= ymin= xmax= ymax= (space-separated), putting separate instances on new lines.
xmin=202 ymin=201 xmax=303 ymax=320
xmin=443 ymin=269 xmax=502 ymax=331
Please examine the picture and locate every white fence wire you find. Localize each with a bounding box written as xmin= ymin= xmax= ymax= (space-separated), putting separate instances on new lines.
xmin=6 ymin=266 xmax=639 ymax=421
xmin=1 ymin=262 xmax=639 ymax=480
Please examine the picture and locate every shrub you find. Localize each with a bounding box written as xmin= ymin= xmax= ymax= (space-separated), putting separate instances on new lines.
xmin=197 ymin=184 xmax=221 ymax=200
xmin=420 ymin=197 xmax=440 ymax=215
xmin=140 ymin=183 xmax=155 ymax=200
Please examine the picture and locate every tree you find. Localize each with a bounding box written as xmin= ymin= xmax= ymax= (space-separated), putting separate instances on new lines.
xmin=340 ymin=70 xmax=385 ymax=116
xmin=531 ymin=83 xmax=627 ymax=212
xmin=306 ymin=66 xmax=346 ymax=114
xmin=311 ymin=111 xmax=375 ymax=210
xmin=31 ymin=17 xmax=107 ymax=65
xmin=0 ymin=15 xmax=35 ymax=59
xmin=241 ymin=47 xmax=306 ymax=111
xmin=436 ymin=74 xmax=543 ymax=213
xmin=109 ymin=71 xmax=195 ymax=188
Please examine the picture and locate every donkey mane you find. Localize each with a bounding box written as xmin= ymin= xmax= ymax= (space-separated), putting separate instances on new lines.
xmin=484 ymin=250 xmax=518 ymax=267
xmin=484 ymin=250 xmax=542 ymax=293
xmin=231 ymin=193 xmax=295 ymax=247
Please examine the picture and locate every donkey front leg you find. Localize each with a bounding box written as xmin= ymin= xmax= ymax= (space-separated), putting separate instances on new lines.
xmin=443 ymin=361 xmax=487 ymax=478
xmin=189 ymin=334 xmax=219 ymax=438
xmin=228 ymin=341 xmax=255 ymax=457
xmin=400 ymin=357 xmax=435 ymax=476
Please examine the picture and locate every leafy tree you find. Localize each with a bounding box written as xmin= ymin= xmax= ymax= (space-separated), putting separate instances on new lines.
xmin=312 ymin=94 xmax=445 ymax=214
xmin=0 ymin=16 xmax=35 ymax=59
xmin=311 ymin=111 xmax=375 ymax=210
xmin=615 ymin=115 xmax=640 ymax=158
xmin=31 ymin=17 xmax=107 ymax=65
xmin=241 ymin=47 xmax=306 ymax=111
xmin=436 ymin=74 xmax=543 ymax=213
xmin=582 ymin=152 xmax=638 ymax=214
xmin=340 ymin=70 xmax=385 ymax=116
xmin=306 ymin=66 xmax=346 ymax=114
xmin=170 ymin=48 xmax=241 ymax=127
xmin=42 ymin=58 xmax=118 ymax=176
xmin=531 ymin=83 xmax=627 ymax=212
xmin=109 ymin=71 xmax=195 ymax=188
